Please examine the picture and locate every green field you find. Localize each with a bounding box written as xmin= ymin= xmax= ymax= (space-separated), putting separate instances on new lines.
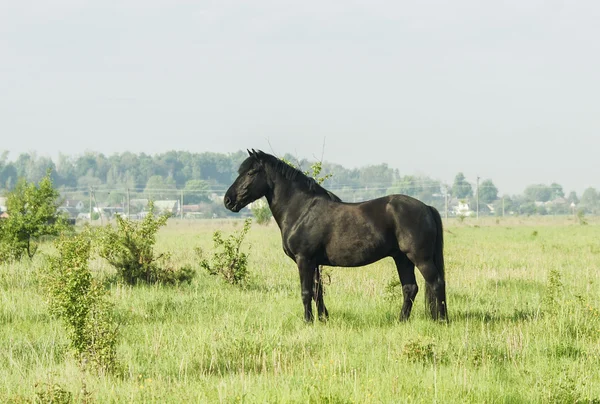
xmin=2 ymin=216 xmax=600 ymax=403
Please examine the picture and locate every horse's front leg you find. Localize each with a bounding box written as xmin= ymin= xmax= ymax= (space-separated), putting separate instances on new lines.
xmin=313 ymin=266 xmax=329 ymax=322
xmin=296 ymin=257 xmax=316 ymax=323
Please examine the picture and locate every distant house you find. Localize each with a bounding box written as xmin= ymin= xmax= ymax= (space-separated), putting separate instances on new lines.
xmin=452 ymin=200 xmax=473 ymax=217
xmin=545 ymin=197 xmax=568 ymax=207
xmin=153 ymin=200 xmax=180 ymax=215
xmin=63 ymin=199 xmax=85 ymax=210
xmin=0 ymin=211 xmax=8 ymax=219
xmin=182 ymin=204 xmax=202 ymax=213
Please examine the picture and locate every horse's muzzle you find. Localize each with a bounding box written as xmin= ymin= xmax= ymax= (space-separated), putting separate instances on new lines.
xmin=224 ymin=196 xmax=240 ymax=212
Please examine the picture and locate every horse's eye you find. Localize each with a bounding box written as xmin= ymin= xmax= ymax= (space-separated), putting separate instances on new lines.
xmin=247 ymin=170 xmax=256 ymax=176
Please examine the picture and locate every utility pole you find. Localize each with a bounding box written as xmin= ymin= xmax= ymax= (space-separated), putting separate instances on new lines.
xmin=180 ymin=189 xmax=184 ymax=220
xmin=89 ymin=187 xmax=93 ymax=223
xmin=92 ymin=188 xmax=102 ymax=225
xmin=502 ymin=196 xmax=505 ymax=217
xmin=444 ymin=186 xmax=448 ymax=220
xmin=127 ymin=188 xmax=130 ymax=218
xmin=476 ymin=176 xmax=480 ymax=220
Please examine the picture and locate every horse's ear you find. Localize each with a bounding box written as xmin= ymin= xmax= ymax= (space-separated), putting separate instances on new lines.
xmin=247 ymin=149 xmax=253 ymax=156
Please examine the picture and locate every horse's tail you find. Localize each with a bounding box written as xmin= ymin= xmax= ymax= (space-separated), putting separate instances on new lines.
xmin=428 ymin=205 xmax=447 ymax=320
xmin=428 ymin=205 xmax=445 ymax=280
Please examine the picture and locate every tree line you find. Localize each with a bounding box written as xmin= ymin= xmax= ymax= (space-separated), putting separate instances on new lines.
xmin=1 ymin=150 xmax=599 ymax=216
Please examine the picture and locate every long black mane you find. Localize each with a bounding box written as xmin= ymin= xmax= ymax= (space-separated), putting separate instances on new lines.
xmin=243 ymin=151 xmax=341 ymax=202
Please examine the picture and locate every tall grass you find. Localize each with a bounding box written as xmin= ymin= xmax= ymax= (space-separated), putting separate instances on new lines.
xmin=1 ymin=216 xmax=600 ymax=402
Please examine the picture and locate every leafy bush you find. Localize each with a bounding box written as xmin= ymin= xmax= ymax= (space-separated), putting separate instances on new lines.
xmin=0 ymin=170 xmax=68 ymax=262
xmin=544 ymin=269 xmax=563 ymax=313
xmin=42 ymin=234 xmax=119 ymax=374
xmin=577 ymin=209 xmax=588 ymax=225
xmin=384 ymin=279 xmax=403 ymax=302
xmin=402 ymin=337 xmax=437 ymax=363
xmin=251 ymin=199 xmax=272 ymax=225
xmin=94 ymin=204 xmax=195 ymax=285
xmin=197 ymin=218 xmax=251 ymax=285
xmin=35 ymin=382 xmax=73 ymax=404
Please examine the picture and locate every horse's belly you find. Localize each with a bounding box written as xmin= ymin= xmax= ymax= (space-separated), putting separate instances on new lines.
xmin=324 ymin=235 xmax=392 ymax=267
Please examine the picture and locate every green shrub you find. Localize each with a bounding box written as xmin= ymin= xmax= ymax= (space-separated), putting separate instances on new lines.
xmin=94 ymin=203 xmax=195 ymax=285
xmin=251 ymin=201 xmax=272 ymax=225
xmin=402 ymin=337 xmax=437 ymax=363
xmin=42 ymin=234 xmax=119 ymax=374
xmin=0 ymin=170 xmax=68 ymax=262
xmin=384 ymin=279 xmax=402 ymax=302
xmin=577 ymin=209 xmax=588 ymax=225
xmin=544 ymin=269 xmax=563 ymax=313
xmin=197 ymin=218 xmax=251 ymax=285
xmin=34 ymin=382 xmax=73 ymax=404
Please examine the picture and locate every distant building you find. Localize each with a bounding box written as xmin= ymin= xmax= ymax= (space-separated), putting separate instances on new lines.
xmin=153 ymin=200 xmax=180 ymax=215
xmin=452 ymin=200 xmax=473 ymax=217
xmin=63 ymin=199 xmax=85 ymax=210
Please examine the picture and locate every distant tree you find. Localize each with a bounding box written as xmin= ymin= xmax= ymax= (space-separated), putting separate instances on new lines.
xmin=387 ymin=175 xmax=420 ymax=198
xmin=492 ymin=195 xmax=516 ymax=216
xmin=55 ymin=153 xmax=77 ymax=188
xmin=183 ymin=179 xmax=210 ymax=204
xmin=549 ymin=183 xmax=565 ymax=199
xmin=478 ymin=179 xmax=498 ymax=204
xmin=519 ymin=201 xmax=537 ymax=216
xmin=387 ymin=175 xmax=441 ymax=204
xmin=579 ymin=187 xmax=599 ymax=214
xmin=77 ymin=175 xmax=103 ymax=189
xmin=524 ymin=184 xmax=553 ymax=202
xmin=452 ymin=173 xmax=473 ymax=199
xmin=0 ymin=151 xmax=17 ymax=190
xmin=144 ymin=175 xmax=177 ymax=200
xmin=359 ymin=164 xmax=396 ymax=189
xmin=566 ymin=191 xmax=579 ymax=205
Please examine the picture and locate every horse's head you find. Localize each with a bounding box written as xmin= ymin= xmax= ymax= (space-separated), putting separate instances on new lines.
xmin=224 ymin=149 xmax=270 ymax=212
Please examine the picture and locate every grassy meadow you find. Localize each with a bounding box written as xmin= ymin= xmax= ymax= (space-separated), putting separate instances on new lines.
xmin=2 ymin=215 xmax=600 ymax=403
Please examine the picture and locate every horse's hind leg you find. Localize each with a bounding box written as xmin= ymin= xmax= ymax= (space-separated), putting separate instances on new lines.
xmin=313 ymin=266 xmax=329 ymax=322
xmin=394 ymin=254 xmax=418 ymax=321
xmin=416 ymin=259 xmax=447 ymax=321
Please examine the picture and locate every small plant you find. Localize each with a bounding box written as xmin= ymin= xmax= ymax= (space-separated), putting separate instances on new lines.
xmin=34 ymin=382 xmax=73 ymax=404
xmin=577 ymin=209 xmax=588 ymax=225
xmin=306 ymin=161 xmax=332 ymax=185
xmin=94 ymin=202 xmax=195 ymax=285
xmin=543 ymin=269 xmax=563 ymax=313
xmin=384 ymin=279 xmax=403 ymax=302
xmin=281 ymin=158 xmax=332 ymax=186
xmin=402 ymin=338 xmax=436 ymax=363
xmin=198 ymin=218 xmax=252 ymax=285
xmin=457 ymin=214 xmax=466 ymax=223
xmin=42 ymin=234 xmax=119 ymax=374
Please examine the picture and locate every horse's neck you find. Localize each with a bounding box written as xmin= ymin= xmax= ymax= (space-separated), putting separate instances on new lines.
xmin=265 ymin=174 xmax=311 ymax=232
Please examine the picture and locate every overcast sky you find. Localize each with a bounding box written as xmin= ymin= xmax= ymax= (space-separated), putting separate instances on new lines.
xmin=1 ymin=0 xmax=599 ymax=194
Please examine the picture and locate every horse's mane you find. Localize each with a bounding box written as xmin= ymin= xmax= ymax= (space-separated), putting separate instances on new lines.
xmin=244 ymin=150 xmax=342 ymax=202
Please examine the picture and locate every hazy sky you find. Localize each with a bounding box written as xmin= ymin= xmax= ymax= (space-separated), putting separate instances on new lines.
xmin=1 ymin=0 xmax=599 ymax=194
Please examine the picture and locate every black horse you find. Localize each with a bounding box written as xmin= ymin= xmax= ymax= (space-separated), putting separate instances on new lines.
xmin=225 ymin=150 xmax=447 ymax=323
